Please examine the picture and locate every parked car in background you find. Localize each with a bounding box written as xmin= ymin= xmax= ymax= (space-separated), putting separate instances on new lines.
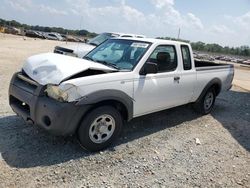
xmin=54 ymin=32 xmax=145 ymax=58
xmin=243 ymin=60 xmax=250 ymax=65
xmin=25 ymin=30 xmax=64 ymax=41
xmin=25 ymin=30 xmax=46 ymax=39
xmin=44 ymin=32 xmax=64 ymax=41
xmin=4 ymin=26 xmax=20 ymax=35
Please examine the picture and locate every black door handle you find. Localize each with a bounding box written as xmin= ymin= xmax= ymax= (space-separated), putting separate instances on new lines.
xmin=174 ymin=76 xmax=180 ymax=81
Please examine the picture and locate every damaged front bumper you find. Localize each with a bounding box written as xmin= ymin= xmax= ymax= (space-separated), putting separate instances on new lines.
xmin=9 ymin=72 xmax=91 ymax=136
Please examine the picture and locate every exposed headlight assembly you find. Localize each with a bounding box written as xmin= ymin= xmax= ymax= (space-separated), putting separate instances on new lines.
xmin=45 ymin=84 xmax=83 ymax=102
xmin=45 ymin=85 xmax=68 ymax=102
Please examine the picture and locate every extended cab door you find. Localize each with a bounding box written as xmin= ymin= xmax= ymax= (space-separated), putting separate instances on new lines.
xmin=133 ymin=45 xmax=184 ymax=117
xmin=177 ymin=45 xmax=196 ymax=103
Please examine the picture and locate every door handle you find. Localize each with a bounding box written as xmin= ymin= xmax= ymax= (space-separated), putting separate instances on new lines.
xmin=174 ymin=76 xmax=180 ymax=81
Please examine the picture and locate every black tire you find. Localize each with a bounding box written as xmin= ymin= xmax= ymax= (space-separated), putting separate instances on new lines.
xmin=193 ymin=88 xmax=216 ymax=115
xmin=77 ymin=106 xmax=123 ymax=152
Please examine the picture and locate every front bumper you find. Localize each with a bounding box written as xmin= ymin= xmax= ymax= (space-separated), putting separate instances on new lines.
xmin=9 ymin=72 xmax=90 ymax=136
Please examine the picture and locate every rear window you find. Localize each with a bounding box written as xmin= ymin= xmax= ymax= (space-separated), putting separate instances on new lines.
xmin=181 ymin=45 xmax=192 ymax=70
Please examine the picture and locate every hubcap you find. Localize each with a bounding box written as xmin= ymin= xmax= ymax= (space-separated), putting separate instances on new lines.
xmin=89 ymin=114 xmax=115 ymax=144
xmin=204 ymin=92 xmax=214 ymax=111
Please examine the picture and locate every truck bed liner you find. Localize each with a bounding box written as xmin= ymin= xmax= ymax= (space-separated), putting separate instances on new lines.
xmin=195 ymin=60 xmax=233 ymax=71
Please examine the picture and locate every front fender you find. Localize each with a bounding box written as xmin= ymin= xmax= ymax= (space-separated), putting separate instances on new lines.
xmin=76 ymin=89 xmax=134 ymax=120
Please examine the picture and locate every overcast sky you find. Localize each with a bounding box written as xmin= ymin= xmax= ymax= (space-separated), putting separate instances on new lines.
xmin=0 ymin=0 xmax=250 ymax=47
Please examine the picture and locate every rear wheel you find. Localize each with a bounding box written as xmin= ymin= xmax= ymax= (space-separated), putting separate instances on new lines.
xmin=77 ymin=106 xmax=123 ymax=152
xmin=193 ymin=88 xmax=216 ymax=115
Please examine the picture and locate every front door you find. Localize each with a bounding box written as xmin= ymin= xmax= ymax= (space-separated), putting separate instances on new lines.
xmin=133 ymin=45 xmax=183 ymax=117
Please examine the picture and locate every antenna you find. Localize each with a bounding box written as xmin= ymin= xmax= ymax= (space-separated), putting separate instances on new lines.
xmin=177 ymin=28 xmax=180 ymax=39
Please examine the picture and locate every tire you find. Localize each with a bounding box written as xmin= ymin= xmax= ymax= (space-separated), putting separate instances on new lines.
xmin=77 ymin=106 xmax=123 ymax=152
xmin=193 ymin=88 xmax=216 ymax=115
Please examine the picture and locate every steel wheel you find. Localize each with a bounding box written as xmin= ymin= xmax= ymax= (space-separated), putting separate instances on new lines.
xmin=89 ymin=114 xmax=116 ymax=144
xmin=193 ymin=87 xmax=216 ymax=115
xmin=77 ymin=106 xmax=123 ymax=152
xmin=204 ymin=91 xmax=214 ymax=111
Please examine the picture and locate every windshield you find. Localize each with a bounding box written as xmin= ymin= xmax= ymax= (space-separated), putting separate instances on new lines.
xmin=87 ymin=33 xmax=119 ymax=46
xmin=84 ymin=39 xmax=151 ymax=71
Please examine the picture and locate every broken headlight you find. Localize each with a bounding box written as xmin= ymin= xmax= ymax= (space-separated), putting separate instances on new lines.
xmin=45 ymin=85 xmax=68 ymax=102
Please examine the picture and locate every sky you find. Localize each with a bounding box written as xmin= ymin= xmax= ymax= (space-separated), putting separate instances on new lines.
xmin=0 ymin=0 xmax=250 ymax=47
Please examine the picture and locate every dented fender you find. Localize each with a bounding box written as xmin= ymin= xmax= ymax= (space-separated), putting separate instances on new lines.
xmin=76 ymin=89 xmax=134 ymax=121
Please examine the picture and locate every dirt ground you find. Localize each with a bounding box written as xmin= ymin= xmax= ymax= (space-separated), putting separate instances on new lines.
xmin=0 ymin=33 xmax=249 ymax=187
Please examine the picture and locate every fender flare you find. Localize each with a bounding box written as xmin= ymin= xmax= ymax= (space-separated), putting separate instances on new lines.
xmin=76 ymin=89 xmax=134 ymax=121
xmin=196 ymin=78 xmax=222 ymax=103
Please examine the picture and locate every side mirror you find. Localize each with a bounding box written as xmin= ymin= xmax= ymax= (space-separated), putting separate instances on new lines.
xmin=140 ymin=62 xmax=158 ymax=75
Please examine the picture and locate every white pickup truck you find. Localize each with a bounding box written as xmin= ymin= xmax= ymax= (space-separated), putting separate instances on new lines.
xmin=9 ymin=38 xmax=234 ymax=151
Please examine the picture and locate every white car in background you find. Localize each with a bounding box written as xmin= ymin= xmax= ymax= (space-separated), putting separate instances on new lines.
xmin=54 ymin=32 xmax=145 ymax=58
xmin=44 ymin=32 xmax=64 ymax=41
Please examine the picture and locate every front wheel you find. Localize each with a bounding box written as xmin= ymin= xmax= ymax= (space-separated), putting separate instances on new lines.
xmin=193 ymin=88 xmax=216 ymax=115
xmin=77 ymin=106 xmax=123 ymax=152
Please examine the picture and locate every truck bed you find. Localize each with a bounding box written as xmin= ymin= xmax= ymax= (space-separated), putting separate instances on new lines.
xmin=193 ymin=60 xmax=234 ymax=101
xmin=195 ymin=60 xmax=233 ymax=71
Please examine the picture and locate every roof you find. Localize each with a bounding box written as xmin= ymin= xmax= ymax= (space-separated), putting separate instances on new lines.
xmin=112 ymin=37 xmax=190 ymax=46
xmin=110 ymin=32 xmax=145 ymax=38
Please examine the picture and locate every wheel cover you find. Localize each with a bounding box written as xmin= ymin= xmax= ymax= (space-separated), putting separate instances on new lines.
xmin=89 ymin=114 xmax=116 ymax=144
xmin=204 ymin=92 xmax=214 ymax=111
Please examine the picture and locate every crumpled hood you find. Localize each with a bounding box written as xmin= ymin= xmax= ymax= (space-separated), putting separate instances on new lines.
xmin=23 ymin=53 xmax=115 ymax=85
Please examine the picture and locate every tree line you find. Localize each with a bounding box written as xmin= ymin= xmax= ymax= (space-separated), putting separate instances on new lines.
xmin=0 ymin=18 xmax=97 ymax=38
xmin=157 ymin=37 xmax=250 ymax=57
xmin=191 ymin=41 xmax=250 ymax=57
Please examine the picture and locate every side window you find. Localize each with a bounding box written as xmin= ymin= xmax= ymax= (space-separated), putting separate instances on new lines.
xmin=181 ymin=45 xmax=192 ymax=70
xmin=147 ymin=45 xmax=177 ymax=72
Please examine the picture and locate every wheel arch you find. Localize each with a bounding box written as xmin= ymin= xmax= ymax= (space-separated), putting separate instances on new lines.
xmin=76 ymin=89 xmax=134 ymax=121
xmin=196 ymin=78 xmax=222 ymax=103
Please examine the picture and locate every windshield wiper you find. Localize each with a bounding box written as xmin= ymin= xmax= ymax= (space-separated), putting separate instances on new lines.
xmin=84 ymin=57 xmax=120 ymax=70
xmin=95 ymin=60 xmax=120 ymax=70
xmin=88 ymin=42 xmax=98 ymax=46
xmin=83 ymin=56 xmax=95 ymax=62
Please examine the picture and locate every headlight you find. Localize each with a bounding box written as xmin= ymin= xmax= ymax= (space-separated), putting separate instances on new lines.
xmin=45 ymin=85 xmax=68 ymax=102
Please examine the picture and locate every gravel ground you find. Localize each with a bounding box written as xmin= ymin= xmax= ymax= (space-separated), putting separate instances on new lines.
xmin=0 ymin=34 xmax=249 ymax=187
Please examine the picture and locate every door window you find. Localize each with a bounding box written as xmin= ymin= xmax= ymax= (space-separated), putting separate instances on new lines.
xmin=147 ymin=45 xmax=177 ymax=72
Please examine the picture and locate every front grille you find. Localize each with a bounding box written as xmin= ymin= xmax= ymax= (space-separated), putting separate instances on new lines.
xmin=15 ymin=72 xmax=38 ymax=94
xmin=54 ymin=49 xmax=64 ymax=54
xmin=54 ymin=46 xmax=73 ymax=55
